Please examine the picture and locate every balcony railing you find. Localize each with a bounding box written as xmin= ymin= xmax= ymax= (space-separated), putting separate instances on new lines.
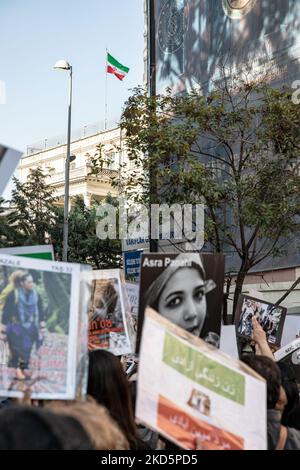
xmin=26 ymin=120 xmax=119 ymax=155
xmin=46 ymin=165 xmax=118 ymax=185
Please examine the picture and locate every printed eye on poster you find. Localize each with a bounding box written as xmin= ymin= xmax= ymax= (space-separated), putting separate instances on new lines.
xmin=0 ymin=254 xmax=91 ymax=399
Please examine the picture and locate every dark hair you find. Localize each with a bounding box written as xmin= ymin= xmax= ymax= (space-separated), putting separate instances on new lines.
xmin=0 ymin=406 xmax=93 ymax=450
xmin=87 ymin=350 xmax=137 ymax=449
xmin=242 ymin=355 xmax=281 ymax=409
xmin=278 ymin=362 xmax=300 ymax=424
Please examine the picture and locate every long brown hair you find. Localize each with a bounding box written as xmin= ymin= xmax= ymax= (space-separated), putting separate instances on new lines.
xmin=87 ymin=350 xmax=137 ymax=449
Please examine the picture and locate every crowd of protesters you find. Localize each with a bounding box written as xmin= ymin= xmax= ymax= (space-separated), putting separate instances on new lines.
xmin=0 ymin=315 xmax=299 ymax=450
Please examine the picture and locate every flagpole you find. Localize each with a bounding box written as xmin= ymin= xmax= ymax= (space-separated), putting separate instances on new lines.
xmin=105 ymin=48 xmax=108 ymax=130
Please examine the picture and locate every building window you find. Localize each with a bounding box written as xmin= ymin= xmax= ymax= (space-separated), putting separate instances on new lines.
xmin=106 ymin=152 xmax=117 ymax=170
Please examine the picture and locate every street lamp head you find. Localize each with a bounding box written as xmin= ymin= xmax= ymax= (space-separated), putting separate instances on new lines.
xmin=54 ymin=59 xmax=71 ymax=70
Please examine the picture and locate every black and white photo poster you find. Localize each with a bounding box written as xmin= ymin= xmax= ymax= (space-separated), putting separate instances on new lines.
xmin=137 ymin=253 xmax=224 ymax=352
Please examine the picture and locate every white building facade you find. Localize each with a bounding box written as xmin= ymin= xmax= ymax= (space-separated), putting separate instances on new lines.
xmin=19 ymin=125 xmax=127 ymax=207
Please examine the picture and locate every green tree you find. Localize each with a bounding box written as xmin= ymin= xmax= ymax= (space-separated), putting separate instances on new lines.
xmin=50 ymin=196 xmax=122 ymax=269
xmin=0 ymin=197 xmax=11 ymax=247
xmin=9 ymin=167 xmax=58 ymax=245
xmin=112 ymin=77 xmax=300 ymax=319
xmin=0 ymin=197 xmax=21 ymax=247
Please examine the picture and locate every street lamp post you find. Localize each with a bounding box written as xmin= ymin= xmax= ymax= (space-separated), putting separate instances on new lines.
xmin=54 ymin=60 xmax=72 ymax=262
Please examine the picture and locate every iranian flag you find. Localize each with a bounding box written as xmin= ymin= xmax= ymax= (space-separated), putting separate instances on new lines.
xmin=106 ymin=53 xmax=129 ymax=81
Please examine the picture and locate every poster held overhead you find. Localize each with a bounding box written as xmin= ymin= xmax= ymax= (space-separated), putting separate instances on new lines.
xmin=0 ymin=245 xmax=54 ymax=261
xmin=137 ymin=253 xmax=224 ymax=353
xmin=0 ymin=144 xmax=22 ymax=197
xmin=0 ymin=254 xmax=91 ymax=399
xmin=235 ymin=294 xmax=286 ymax=347
xmin=136 ymin=308 xmax=267 ymax=450
xmin=88 ymin=269 xmax=133 ymax=356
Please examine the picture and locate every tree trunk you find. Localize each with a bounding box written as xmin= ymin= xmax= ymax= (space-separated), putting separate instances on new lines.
xmin=223 ymin=276 xmax=232 ymax=325
xmin=232 ymin=267 xmax=248 ymax=324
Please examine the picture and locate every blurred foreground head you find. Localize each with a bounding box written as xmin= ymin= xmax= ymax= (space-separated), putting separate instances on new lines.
xmin=47 ymin=398 xmax=129 ymax=450
xmin=87 ymin=349 xmax=137 ymax=449
xmin=242 ymin=355 xmax=282 ymax=409
xmin=0 ymin=406 xmax=93 ymax=450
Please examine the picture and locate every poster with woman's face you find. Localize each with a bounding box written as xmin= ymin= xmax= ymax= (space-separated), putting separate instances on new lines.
xmin=136 ymin=253 xmax=224 ymax=352
xmin=88 ymin=270 xmax=132 ymax=356
xmin=0 ymin=254 xmax=88 ymax=399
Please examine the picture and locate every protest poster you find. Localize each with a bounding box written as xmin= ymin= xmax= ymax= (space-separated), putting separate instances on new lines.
xmin=88 ymin=269 xmax=132 ymax=356
xmin=235 ymin=295 xmax=286 ymax=347
xmin=0 ymin=245 xmax=54 ymax=261
xmin=281 ymin=315 xmax=300 ymax=347
xmin=123 ymin=250 xmax=142 ymax=283
xmin=125 ymin=282 xmax=139 ymax=334
xmin=0 ymin=254 xmax=91 ymax=399
xmin=274 ymin=338 xmax=300 ymax=384
xmin=136 ymin=253 xmax=224 ymax=352
xmin=136 ymin=308 xmax=267 ymax=450
xmin=75 ymin=267 xmax=92 ymax=399
xmin=220 ymin=325 xmax=238 ymax=359
xmin=0 ymin=144 xmax=22 ymax=197
xmin=126 ymin=282 xmax=139 ymax=317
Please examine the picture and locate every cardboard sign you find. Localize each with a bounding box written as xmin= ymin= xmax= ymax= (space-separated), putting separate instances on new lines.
xmin=0 ymin=245 xmax=54 ymax=261
xmin=0 ymin=144 xmax=22 ymax=196
xmin=137 ymin=308 xmax=267 ymax=450
xmin=88 ymin=269 xmax=132 ymax=356
xmin=235 ymin=295 xmax=286 ymax=347
xmin=0 ymin=254 xmax=91 ymax=399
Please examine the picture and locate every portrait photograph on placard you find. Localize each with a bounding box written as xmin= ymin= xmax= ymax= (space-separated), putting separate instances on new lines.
xmin=88 ymin=270 xmax=132 ymax=356
xmin=0 ymin=255 xmax=87 ymax=399
xmin=136 ymin=253 xmax=224 ymax=352
xmin=235 ymin=294 xmax=287 ymax=347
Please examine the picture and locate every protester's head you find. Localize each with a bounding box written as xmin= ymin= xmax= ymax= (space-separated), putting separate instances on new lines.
xmin=242 ymin=355 xmax=282 ymax=409
xmin=144 ymin=253 xmax=216 ymax=337
xmin=47 ymin=398 xmax=129 ymax=450
xmin=0 ymin=406 xmax=93 ymax=450
xmin=9 ymin=270 xmax=26 ymax=287
xmin=278 ymin=362 xmax=299 ymax=417
xmin=20 ymin=273 xmax=34 ymax=292
xmin=87 ymin=350 xmax=137 ymax=449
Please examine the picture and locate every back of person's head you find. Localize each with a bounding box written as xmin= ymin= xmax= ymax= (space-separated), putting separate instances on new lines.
xmin=87 ymin=350 xmax=137 ymax=449
xmin=242 ymin=355 xmax=282 ymax=409
xmin=0 ymin=406 xmax=93 ymax=450
xmin=47 ymin=398 xmax=129 ymax=450
xmin=278 ymin=362 xmax=300 ymax=422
